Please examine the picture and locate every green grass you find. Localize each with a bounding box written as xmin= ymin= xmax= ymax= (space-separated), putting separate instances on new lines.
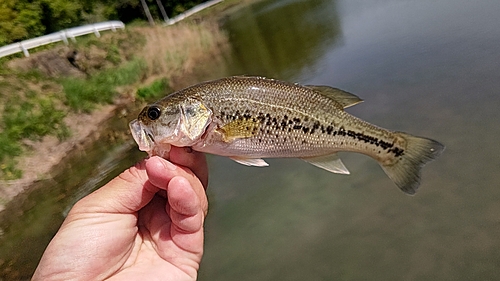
xmin=69 ymin=29 xmax=146 ymax=63
xmin=0 ymin=94 xmax=69 ymax=179
xmin=61 ymin=58 xmax=148 ymax=112
xmin=0 ymin=134 xmax=23 ymax=180
xmin=0 ymin=34 xmax=148 ymax=180
xmin=105 ymin=44 xmax=122 ymax=65
xmin=0 ymin=17 xmax=228 ymax=180
xmin=0 ymin=58 xmax=148 ymax=179
xmin=136 ymin=78 xmax=170 ymax=101
xmin=4 ymin=97 xmax=69 ymax=140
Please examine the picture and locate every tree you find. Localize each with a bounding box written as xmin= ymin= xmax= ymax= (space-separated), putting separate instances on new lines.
xmin=0 ymin=0 xmax=207 ymax=45
xmin=0 ymin=0 xmax=45 ymax=45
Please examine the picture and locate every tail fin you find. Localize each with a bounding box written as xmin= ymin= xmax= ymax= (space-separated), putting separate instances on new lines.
xmin=381 ymin=133 xmax=445 ymax=195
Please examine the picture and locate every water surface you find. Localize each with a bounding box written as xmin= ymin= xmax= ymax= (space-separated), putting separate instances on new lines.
xmin=200 ymin=0 xmax=500 ymax=280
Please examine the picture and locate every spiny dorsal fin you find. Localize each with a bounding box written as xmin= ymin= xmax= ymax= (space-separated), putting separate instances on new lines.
xmin=307 ymin=85 xmax=363 ymax=109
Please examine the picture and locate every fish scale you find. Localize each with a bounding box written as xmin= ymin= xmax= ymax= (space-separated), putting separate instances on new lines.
xmin=197 ymin=79 xmax=382 ymax=158
xmin=130 ymin=76 xmax=444 ymax=194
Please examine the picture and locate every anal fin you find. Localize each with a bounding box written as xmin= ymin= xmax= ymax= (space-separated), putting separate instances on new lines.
xmin=301 ymin=153 xmax=350 ymax=175
xmin=230 ymin=156 xmax=269 ymax=167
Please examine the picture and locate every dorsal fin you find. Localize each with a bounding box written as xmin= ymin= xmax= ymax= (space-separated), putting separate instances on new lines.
xmin=306 ymin=85 xmax=363 ymax=109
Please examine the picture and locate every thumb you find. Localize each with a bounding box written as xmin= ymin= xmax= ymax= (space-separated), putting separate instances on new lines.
xmin=72 ymin=159 xmax=160 ymax=214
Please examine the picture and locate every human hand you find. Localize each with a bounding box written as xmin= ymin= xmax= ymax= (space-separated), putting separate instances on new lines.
xmin=32 ymin=147 xmax=208 ymax=281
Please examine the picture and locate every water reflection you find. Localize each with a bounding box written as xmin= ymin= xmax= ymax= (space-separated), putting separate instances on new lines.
xmin=200 ymin=0 xmax=500 ymax=280
xmin=224 ymin=0 xmax=341 ymax=79
xmin=0 ymin=120 xmax=146 ymax=279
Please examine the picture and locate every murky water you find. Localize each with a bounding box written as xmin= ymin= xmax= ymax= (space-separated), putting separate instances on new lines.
xmin=203 ymin=0 xmax=500 ymax=280
xmin=2 ymin=0 xmax=500 ymax=279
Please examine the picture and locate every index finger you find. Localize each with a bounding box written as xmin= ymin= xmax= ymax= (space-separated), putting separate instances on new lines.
xmin=168 ymin=146 xmax=208 ymax=189
xmin=146 ymin=156 xmax=208 ymax=216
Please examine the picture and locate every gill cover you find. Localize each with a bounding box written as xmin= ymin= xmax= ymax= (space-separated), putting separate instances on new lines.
xmin=178 ymin=99 xmax=212 ymax=145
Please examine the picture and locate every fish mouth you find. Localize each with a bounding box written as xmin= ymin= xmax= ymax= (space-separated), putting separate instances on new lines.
xmin=129 ymin=119 xmax=155 ymax=153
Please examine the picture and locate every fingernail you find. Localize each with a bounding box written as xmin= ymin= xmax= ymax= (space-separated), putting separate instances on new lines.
xmin=163 ymin=160 xmax=177 ymax=171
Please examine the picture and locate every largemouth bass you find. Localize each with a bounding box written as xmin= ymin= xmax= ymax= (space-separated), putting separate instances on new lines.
xmin=130 ymin=76 xmax=444 ymax=194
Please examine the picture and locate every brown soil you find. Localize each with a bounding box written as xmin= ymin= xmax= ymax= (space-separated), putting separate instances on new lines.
xmin=0 ymin=104 xmax=117 ymax=212
xmin=7 ymin=47 xmax=86 ymax=78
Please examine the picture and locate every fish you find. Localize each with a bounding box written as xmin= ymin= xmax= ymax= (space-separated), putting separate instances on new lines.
xmin=129 ymin=76 xmax=444 ymax=194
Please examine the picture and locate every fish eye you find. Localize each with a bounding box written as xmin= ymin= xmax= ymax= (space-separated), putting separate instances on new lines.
xmin=147 ymin=106 xmax=161 ymax=120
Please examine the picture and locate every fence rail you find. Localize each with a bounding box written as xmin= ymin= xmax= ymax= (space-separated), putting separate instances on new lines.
xmin=0 ymin=21 xmax=125 ymax=59
xmin=166 ymin=0 xmax=223 ymax=25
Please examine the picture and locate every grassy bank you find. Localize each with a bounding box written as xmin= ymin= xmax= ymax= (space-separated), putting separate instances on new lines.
xmin=0 ymin=19 xmax=228 ymax=181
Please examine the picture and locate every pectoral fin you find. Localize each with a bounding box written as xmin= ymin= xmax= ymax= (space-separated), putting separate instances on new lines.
xmin=229 ymin=156 xmax=269 ymax=167
xmin=217 ymin=119 xmax=260 ymax=143
xmin=301 ymin=153 xmax=350 ymax=174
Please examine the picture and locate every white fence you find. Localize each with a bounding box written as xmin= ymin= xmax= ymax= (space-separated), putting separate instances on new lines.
xmin=0 ymin=21 xmax=125 ymax=58
xmin=166 ymin=0 xmax=223 ymax=25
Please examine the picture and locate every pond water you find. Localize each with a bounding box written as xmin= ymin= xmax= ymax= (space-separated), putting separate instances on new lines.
xmin=1 ymin=0 xmax=500 ymax=279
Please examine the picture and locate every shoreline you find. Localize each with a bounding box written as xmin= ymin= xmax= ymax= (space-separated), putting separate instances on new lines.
xmin=0 ymin=0 xmax=262 ymax=214
xmin=0 ymin=103 xmax=118 ymax=212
